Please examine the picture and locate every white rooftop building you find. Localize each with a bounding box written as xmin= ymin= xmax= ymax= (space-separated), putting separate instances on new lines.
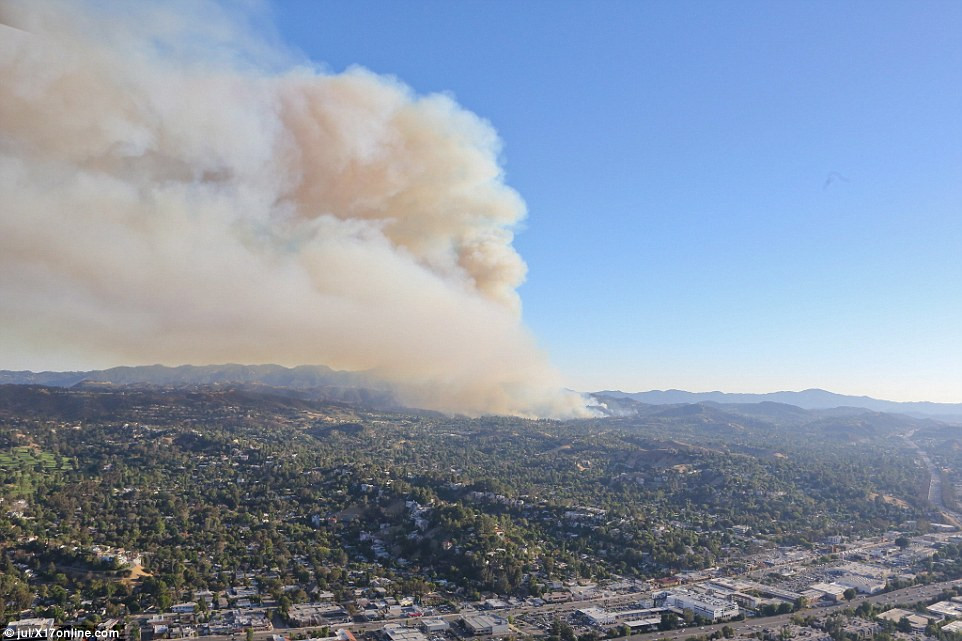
xmin=927 ymin=601 xmax=962 ymax=619
xmin=462 ymin=615 xmax=510 ymax=636
xmin=419 ymin=619 xmax=450 ymax=634
xmin=834 ymin=574 xmax=885 ymax=595
xmin=5 ymin=620 xmax=56 ymax=636
xmin=663 ymin=590 xmax=739 ymax=622
xmin=809 ymin=583 xmax=847 ymax=601
xmin=383 ymin=625 xmax=429 ymax=641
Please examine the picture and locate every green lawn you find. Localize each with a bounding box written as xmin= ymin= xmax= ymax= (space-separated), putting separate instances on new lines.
xmin=0 ymin=446 xmax=73 ymax=470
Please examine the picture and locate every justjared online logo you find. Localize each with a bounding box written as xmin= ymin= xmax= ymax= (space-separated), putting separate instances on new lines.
xmin=4 ymin=629 xmax=121 ymax=640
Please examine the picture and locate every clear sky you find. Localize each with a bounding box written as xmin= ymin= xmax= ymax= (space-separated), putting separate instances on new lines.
xmin=264 ymin=0 xmax=962 ymax=402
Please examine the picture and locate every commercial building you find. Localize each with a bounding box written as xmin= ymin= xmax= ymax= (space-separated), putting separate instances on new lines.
xmin=927 ymin=601 xmax=962 ymax=619
xmin=809 ymin=583 xmax=847 ymax=602
xmin=834 ymin=562 xmax=890 ymax=580
xmin=578 ymin=608 xmax=615 ymax=626
xmin=288 ymin=603 xmax=350 ymax=626
xmin=579 ymin=606 xmax=668 ymax=628
xmin=834 ymin=574 xmax=885 ymax=595
xmin=383 ymin=624 xmax=430 ymax=641
xmin=419 ymin=619 xmax=450 ymax=634
xmin=663 ymin=591 xmax=739 ymax=622
xmin=4 ymin=619 xmax=56 ymax=637
xmin=876 ymin=608 xmax=934 ymax=632
xmin=462 ymin=615 xmax=510 ymax=636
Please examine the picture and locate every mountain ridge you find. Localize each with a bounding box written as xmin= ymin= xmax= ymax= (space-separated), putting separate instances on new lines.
xmin=0 ymin=364 xmax=402 ymax=410
xmin=595 ymin=388 xmax=962 ymax=420
xmin=0 ymin=363 xmax=386 ymax=389
xmin=2 ymin=365 xmax=960 ymax=421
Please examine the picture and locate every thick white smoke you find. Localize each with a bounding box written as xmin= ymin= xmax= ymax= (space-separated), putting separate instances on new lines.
xmin=0 ymin=0 xmax=591 ymax=417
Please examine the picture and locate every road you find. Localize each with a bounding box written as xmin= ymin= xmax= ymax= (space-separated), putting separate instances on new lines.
xmin=195 ymin=591 xmax=655 ymax=641
xmin=198 ymin=578 xmax=962 ymax=641
xmin=902 ymin=431 xmax=961 ymax=527
xmin=604 ymin=578 xmax=962 ymax=641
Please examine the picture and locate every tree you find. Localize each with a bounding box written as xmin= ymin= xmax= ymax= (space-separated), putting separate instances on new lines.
xmin=548 ymin=618 xmax=576 ymax=641
xmin=897 ymin=617 xmax=913 ymax=634
xmin=11 ymin=583 xmax=33 ymax=610
xmin=843 ymin=588 xmax=857 ymax=601
xmin=895 ymin=536 xmax=911 ymax=550
xmin=661 ymin=613 xmax=679 ymax=631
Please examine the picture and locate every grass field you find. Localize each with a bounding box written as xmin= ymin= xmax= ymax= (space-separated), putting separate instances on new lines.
xmin=0 ymin=446 xmax=73 ymax=471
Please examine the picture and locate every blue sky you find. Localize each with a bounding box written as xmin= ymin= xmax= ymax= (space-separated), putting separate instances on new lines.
xmin=268 ymin=0 xmax=962 ymax=402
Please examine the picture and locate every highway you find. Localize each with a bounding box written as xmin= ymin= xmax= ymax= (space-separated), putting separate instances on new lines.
xmin=902 ymin=431 xmax=962 ymax=527
xmin=606 ymin=578 xmax=962 ymax=641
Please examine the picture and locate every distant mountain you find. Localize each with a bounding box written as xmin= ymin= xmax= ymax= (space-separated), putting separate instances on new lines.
xmin=0 ymin=364 xmax=399 ymax=409
xmin=587 ymin=395 xmax=947 ymax=443
xmin=3 ymin=366 xmax=960 ymax=421
xmin=0 ymin=383 xmax=391 ymax=422
xmin=595 ymin=388 xmax=962 ymax=420
xmin=0 ymin=363 xmax=376 ymax=387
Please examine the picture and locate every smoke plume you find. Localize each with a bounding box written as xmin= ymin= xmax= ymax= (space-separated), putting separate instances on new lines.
xmin=0 ymin=0 xmax=590 ymax=417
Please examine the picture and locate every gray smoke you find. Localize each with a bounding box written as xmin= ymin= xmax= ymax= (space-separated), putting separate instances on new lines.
xmin=0 ymin=0 xmax=592 ymax=417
